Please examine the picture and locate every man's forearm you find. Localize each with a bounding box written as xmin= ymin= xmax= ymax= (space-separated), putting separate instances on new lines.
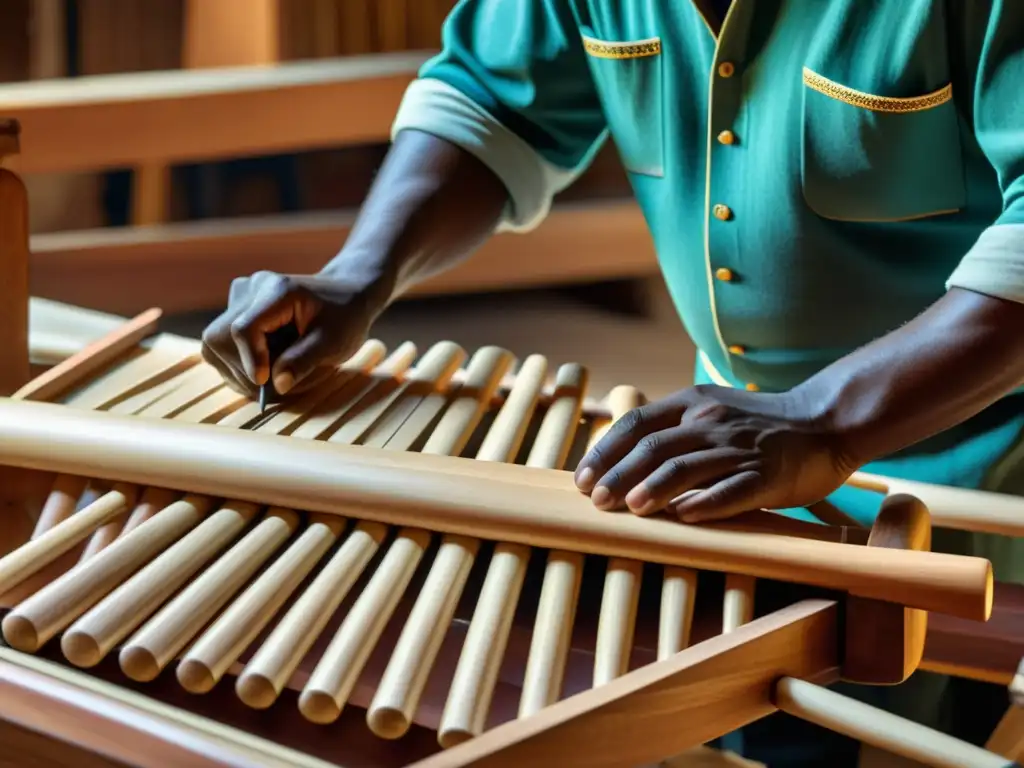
xmin=320 ymin=129 xmax=509 ymax=305
xmin=797 ymin=287 xmax=1024 ymax=468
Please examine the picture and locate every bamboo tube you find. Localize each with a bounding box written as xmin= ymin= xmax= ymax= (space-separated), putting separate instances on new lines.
xmin=119 ymin=509 xmax=300 ymax=682
xmin=0 ymin=485 xmax=137 ymax=597
xmin=591 ymin=387 xmax=644 ymax=687
xmin=234 ymin=521 xmax=387 ymax=709
xmin=658 ymin=567 xmax=698 ymax=659
xmin=175 ymin=514 xmax=346 ymax=694
xmin=432 ymin=355 xmax=550 ymax=748
xmin=518 ymin=364 xmax=590 ymax=718
xmin=30 ymin=474 xmax=87 ymax=538
xmin=2 ymin=495 xmax=213 ymax=652
xmin=364 ymin=347 xmax=517 ymax=739
xmin=61 ymin=501 xmax=258 ymax=668
xmin=722 ymin=574 xmax=756 ymax=634
xmin=0 ymin=399 xmax=994 ymax=621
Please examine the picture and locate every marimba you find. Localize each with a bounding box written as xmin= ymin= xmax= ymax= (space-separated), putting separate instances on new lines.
xmin=1 ymin=119 xmax=1021 ymax=768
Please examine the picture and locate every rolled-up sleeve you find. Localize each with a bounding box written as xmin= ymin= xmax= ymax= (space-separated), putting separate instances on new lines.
xmin=391 ymin=0 xmax=608 ymax=232
xmin=947 ymin=3 xmax=1024 ymax=303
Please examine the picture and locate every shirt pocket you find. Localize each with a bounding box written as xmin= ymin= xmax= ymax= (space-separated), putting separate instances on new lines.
xmin=800 ymin=66 xmax=966 ymax=222
xmin=580 ymin=30 xmax=665 ymax=178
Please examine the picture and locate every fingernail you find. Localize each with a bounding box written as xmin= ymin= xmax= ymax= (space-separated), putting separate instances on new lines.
xmin=591 ymin=485 xmax=615 ymax=510
xmin=625 ymin=486 xmax=656 ymax=516
xmin=273 ymin=371 xmax=294 ymax=395
xmin=575 ymin=467 xmax=595 ymax=492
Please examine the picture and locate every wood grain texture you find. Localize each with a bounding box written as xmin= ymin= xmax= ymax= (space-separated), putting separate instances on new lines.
xmin=843 ymin=495 xmax=930 ymax=685
xmin=412 ymin=600 xmax=840 ymax=767
xmin=0 ymin=648 xmax=338 ymax=768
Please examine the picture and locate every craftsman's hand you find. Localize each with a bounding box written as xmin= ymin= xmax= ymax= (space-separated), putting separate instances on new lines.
xmin=573 ymin=385 xmax=857 ymax=522
xmin=201 ymin=270 xmax=380 ymax=397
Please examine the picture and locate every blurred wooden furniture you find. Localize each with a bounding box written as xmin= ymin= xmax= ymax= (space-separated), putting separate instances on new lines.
xmin=0 ymin=1 xmax=655 ymax=316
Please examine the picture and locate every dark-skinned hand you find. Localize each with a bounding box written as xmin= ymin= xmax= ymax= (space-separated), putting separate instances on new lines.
xmin=573 ymin=384 xmax=857 ymax=523
xmin=201 ymin=270 xmax=379 ymax=398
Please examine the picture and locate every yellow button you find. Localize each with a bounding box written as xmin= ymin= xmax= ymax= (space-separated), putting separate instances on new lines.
xmin=745 ymin=382 xmax=760 ymax=392
xmin=718 ymin=61 xmax=735 ymax=78
xmin=713 ymin=203 xmax=732 ymax=221
xmin=728 ymin=344 xmax=746 ymax=355
xmin=717 ymin=130 xmax=735 ymax=145
xmin=715 ymin=267 xmax=734 ymax=282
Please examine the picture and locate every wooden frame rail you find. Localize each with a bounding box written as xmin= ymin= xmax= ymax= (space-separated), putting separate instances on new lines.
xmin=0 ymin=54 xmax=427 ymax=173
xmin=29 ymin=202 xmax=655 ymax=315
xmin=0 ymin=55 xmax=658 ymax=315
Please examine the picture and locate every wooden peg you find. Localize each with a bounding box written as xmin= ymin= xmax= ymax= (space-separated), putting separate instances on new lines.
xmin=842 ymin=493 xmax=931 ymax=684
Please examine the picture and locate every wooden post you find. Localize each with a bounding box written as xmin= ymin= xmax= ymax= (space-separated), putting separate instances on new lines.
xmin=0 ymin=119 xmax=31 ymax=396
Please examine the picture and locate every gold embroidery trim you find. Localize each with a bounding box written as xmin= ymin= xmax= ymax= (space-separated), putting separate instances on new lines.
xmin=582 ymin=35 xmax=662 ymax=60
xmin=802 ymin=67 xmax=952 ymax=113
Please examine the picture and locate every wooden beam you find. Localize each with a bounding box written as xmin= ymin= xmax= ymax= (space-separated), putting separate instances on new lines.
xmin=30 ymin=200 xmax=658 ymax=315
xmin=413 ymin=601 xmax=839 ymax=767
xmin=0 ymin=54 xmax=428 ymax=174
xmin=0 ymin=648 xmax=337 ymax=768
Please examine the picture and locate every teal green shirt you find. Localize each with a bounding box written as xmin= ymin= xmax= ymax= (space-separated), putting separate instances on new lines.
xmin=391 ymin=1 xmax=1024 ymax=548
xmin=393 ymin=0 xmax=1024 ymax=389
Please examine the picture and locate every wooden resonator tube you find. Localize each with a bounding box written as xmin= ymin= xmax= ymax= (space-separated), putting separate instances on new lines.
xmin=0 ymin=394 xmax=994 ymax=622
xmin=0 ymin=339 xmax=397 ymax=657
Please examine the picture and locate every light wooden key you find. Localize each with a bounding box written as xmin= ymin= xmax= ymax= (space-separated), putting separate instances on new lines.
xmin=61 ymin=501 xmax=259 ymax=668
xmin=658 ymin=566 xmax=699 ymax=659
xmin=254 ymin=339 xmax=387 ymax=436
xmin=216 ymin=338 xmax=387 ymax=431
xmin=119 ymin=509 xmax=300 ymax=682
xmin=328 ymin=341 xmax=465 ymax=446
xmin=234 ymin=520 xmax=388 ymax=709
xmin=363 ymin=347 xmax=515 ymax=738
xmin=2 ymin=495 xmax=213 ymax=652
xmin=0 ymin=484 xmax=138 ymax=597
xmin=232 ymin=344 xmax=491 ymax=711
xmin=299 ymin=528 xmax=433 ymax=724
xmin=590 ymin=387 xmax=646 ymax=687
xmin=433 ymin=355 xmax=555 ymax=748
xmin=289 ymin=341 xmax=418 ymax=440
xmin=176 ymin=514 xmax=347 ymax=694
xmin=518 ymin=364 xmax=593 ymax=717
xmin=301 ymin=346 xmax=515 ymax=726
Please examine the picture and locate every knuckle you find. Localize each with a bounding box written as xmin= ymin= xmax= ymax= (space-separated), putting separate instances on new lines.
xmin=636 ymin=433 xmax=664 ymax=455
xmin=617 ymin=406 xmax=648 ymax=434
xmin=663 ymin=456 xmax=691 ymax=476
xmin=201 ymin=316 xmax=231 ymax=350
xmin=228 ymin=315 xmax=252 ymax=340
